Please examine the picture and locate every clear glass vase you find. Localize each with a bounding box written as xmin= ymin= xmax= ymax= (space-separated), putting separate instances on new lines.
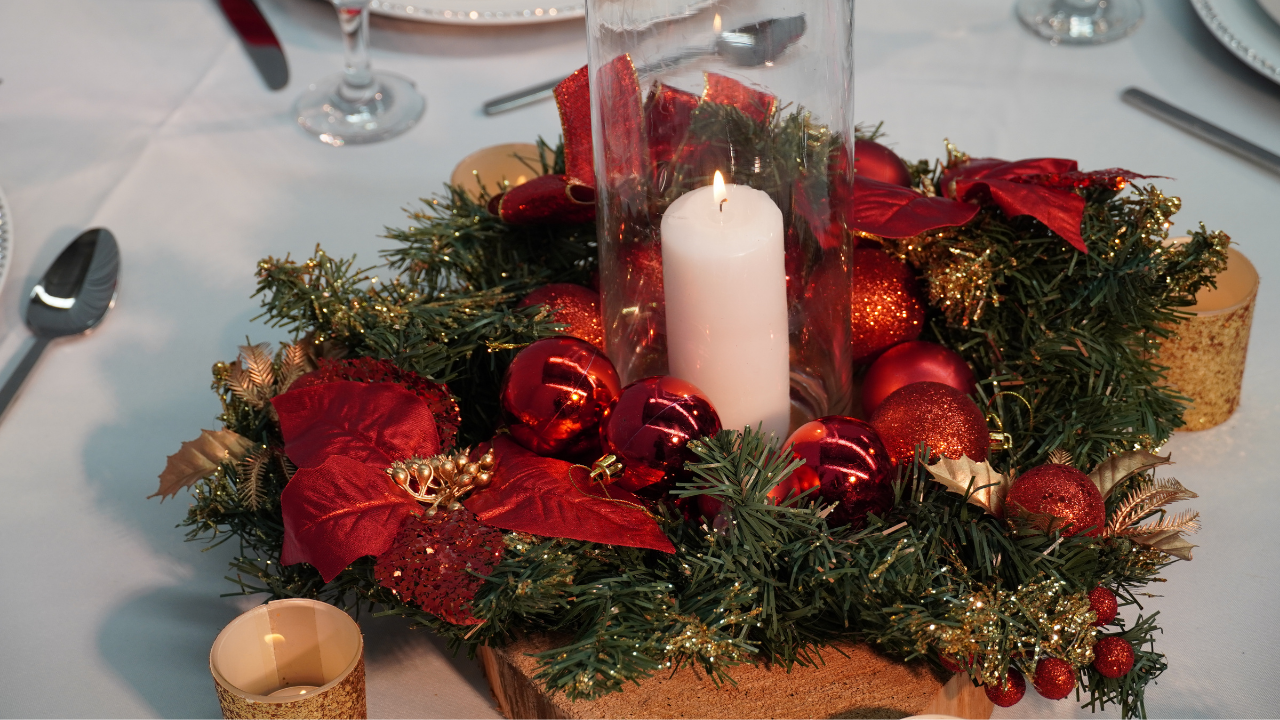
xmin=587 ymin=0 xmax=856 ymax=437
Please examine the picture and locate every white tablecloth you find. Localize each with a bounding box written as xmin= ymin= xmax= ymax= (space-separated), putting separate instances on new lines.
xmin=0 ymin=1 xmax=1276 ymax=717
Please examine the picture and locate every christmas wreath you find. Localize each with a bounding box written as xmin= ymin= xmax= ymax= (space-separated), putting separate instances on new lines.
xmin=154 ymin=83 xmax=1225 ymax=717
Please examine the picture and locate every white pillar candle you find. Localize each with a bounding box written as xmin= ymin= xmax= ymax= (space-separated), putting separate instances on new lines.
xmin=661 ymin=172 xmax=791 ymax=438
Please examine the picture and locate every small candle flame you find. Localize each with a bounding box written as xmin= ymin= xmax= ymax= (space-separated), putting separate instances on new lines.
xmin=713 ymin=13 xmax=722 ymax=33
xmin=713 ymin=170 xmax=727 ymax=211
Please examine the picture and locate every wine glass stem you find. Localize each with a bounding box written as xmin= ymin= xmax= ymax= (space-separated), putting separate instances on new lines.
xmin=335 ymin=0 xmax=376 ymax=104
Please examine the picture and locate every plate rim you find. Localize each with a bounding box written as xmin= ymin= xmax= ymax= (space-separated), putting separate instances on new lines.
xmin=369 ymin=0 xmax=584 ymax=25
xmin=1192 ymin=0 xmax=1280 ymax=84
xmin=0 ymin=185 xmax=11 ymax=297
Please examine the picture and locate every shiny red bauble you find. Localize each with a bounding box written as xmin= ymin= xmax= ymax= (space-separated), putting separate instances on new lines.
xmin=850 ymin=249 xmax=926 ymax=364
xmin=784 ymin=416 xmax=894 ymax=528
xmin=600 ymin=376 xmax=721 ymax=497
xmin=1032 ymin=657 xmax=1076 ymax=700
xmin=1006 ymin=462 xmax=1106 ymax=536
xmin=500 ymin=337 xmax=620 ymax=459
xmin=1089 ymin=586 xmax=1119 ymax=626
xmin=854 ymin=139 xmax=913 ymax=187
xmin=517 ymin=283 xmax=605 ymax=352
xmin=861 ymin=340 xmax=977 ymax=418
xmin=1092 ymin=637 xmax=1135 ymax=679
xmin=985 ymin=669 xmax=1026 ymax=708
xmin=870 ymin=381 xmax=989 ymax=465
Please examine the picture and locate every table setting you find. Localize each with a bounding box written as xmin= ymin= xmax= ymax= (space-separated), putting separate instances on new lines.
xmin=1 ymin=1 xmax=1279 ymax=719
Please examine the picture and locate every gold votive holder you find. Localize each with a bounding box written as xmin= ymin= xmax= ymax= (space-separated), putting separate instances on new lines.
xmin=1162 ymin=244 xmax=1259 ymax=431
xmin=450 ymin=142 xmax=549 ymax=201
xmin=210 ymin=599 xmax=366 ymax=719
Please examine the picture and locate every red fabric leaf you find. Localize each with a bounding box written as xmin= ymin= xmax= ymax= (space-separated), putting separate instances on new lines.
xmin=465 ymin=436 xmax=676 ymax=553
xmin=843 ymin=175 xmax=979 ymax=239
xmin=272 ymin=380 xmax=443 ymax=582
xmin=946 ymin=157 xmax=1083 ymax=251
xmin=555 ymin=65 xmax=595 ymax=187
xmin=291 ymin=357 xmax=461 ymax=451
xmin=279 ymin=455 xmax=421 ymax=581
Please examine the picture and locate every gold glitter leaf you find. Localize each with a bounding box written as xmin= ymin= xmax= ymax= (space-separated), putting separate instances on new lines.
xmin=1088 ymin=450 xmax=1172 ymax=499
xmin=1130 ymin=528 xmax=1196 ymax=561
xmin=240 ymin=342 xmax=275 ymax=394
xmin=276 ymin=342 xmax=314 ymax=392
xmin=925 ymin=455 xmax=1010 ymax=516
xmin=151 ymin=429 xmax=255 ymax=500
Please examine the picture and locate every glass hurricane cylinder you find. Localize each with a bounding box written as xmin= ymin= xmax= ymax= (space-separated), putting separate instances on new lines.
xmin=587 ymin=0 xmax=856 ymax=434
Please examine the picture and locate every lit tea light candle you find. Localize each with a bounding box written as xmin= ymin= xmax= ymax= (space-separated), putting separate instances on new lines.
xmin=661 ymin=171 xmax=790 ymax=437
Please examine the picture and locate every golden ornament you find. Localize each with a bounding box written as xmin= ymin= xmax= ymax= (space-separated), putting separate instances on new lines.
xmin=387 ymin=448 xmax=496 ymax=515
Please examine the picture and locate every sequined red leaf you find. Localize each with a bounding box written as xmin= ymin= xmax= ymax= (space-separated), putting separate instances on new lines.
xmin=375 ymin=508 xmax=505 ymax=625
xmin=465 ymin=436 xmax=676 ymax=553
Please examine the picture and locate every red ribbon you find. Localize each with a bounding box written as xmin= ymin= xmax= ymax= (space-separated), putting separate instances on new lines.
xmin=493 ymin=57 xmax=783 ymax=225
xmin=273 ymin=380 xmax=437 ymax=582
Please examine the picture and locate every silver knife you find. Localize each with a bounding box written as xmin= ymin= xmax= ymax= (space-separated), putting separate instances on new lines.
xmin=218 ymin=0 xmax=289 ymax=91
xmin=1121 ymin=87 xmax=1280 ymax=177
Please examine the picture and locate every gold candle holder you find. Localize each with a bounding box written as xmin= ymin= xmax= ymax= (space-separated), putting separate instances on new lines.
xmin=450 ymin=143 xmax=550 ymax=202
xmin=1162 ymin=244 xmax=1259 ymax=431
xmin=210 ymin=599 xmax=367 ymax=719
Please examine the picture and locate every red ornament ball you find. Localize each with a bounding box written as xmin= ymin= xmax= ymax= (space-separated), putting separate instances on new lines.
xmin=600 ymin=376 xmax=721 ymax=497
xmin=985 ymin=669 xmax=1027 ymax=708
xmin=861 ymin=340 xmax=978 ymax=417
xmin=854 ymin=139 xmax=913 ymax=187
xmin=501 ymin=337 xmax=620 ymax=460
xmin=784 ymin=416 xmax=894 ymax=527
xmin=1089 ymin=586 xmax=1119 ymax=626
xmin=850 ymin=249 xmax=926 ymax=363
xmin=869 ymin=381 xmax=989 ymax=464
xmin=1032 ymin=657 xmax=1077 ymax=700
xmin=518 ymin=283 xmax=605 ymax=352
xmin=1006 ymin=462 xmax=1106 ymax=536
xmin=1092 ymin=637 xmax=1136 ymax=679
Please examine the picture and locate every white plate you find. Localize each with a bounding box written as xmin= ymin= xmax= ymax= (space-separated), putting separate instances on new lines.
xmin=0 ymin=186 xmax=11 ymax=295
xmin=1192 ymin=0 xmax=1280 ymax=86
xmin=369 ymin=0 xmax=584 ymax=24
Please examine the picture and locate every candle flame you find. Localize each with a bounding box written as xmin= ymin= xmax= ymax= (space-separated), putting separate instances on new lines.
xmin=713 ymin=13 xmax=722 ymax=33
xmin=713 ymin=171 xmax=727 ymax=208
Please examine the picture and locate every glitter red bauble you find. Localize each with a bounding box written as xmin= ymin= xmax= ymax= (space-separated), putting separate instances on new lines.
xmin=854 ymin=139 xmax=913 ymax=187
xmin=861 ymin=341 xmax=978 ymax=418
xmin=784 ymin=416 xmax=894 ymax=527
xmin=600 ymin=376 xmax=721 ymax=497
xmin=500 ymin=337 xmax=621 ymax=460
xmin=985 ymin=669 xmax=1026 ymax=707
xmin=1006 ymin=463 xmax=1106 ymax=536
xmin=1089 ymin=586 xmax=1119 ymax=626
xmin=1032 ymin=658 xmax=1077 ymax=700
xmin=850 ymin=249 xmax=926 ymax=363
xmin=1092 ymin=637 xmax=1136 ymax=679
xmin=517 ymin=283 xmax=606 ymax=352
xmin=869 ymin=382 xmax=989 ymax=464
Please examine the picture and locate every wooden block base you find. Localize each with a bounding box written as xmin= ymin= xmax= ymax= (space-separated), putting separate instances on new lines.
xmin=479 ymin=636 xmax=993 ymax=719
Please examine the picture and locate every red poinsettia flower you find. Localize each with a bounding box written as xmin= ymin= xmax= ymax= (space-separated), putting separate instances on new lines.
xmin=272 ymin=380 xmax=438 ymax=581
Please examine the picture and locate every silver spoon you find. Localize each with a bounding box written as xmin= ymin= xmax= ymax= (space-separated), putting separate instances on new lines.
xmin=481 ymin=14 xmax=807 ymax=116
xmin=0 ymin=228 xmax=119 ymax=417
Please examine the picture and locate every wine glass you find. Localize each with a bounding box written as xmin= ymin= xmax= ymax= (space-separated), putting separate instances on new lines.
xmin=295 ymin=0 xmax=425 ymax=146
xmin=1015 ymin=0 xmax=1143 ymax=45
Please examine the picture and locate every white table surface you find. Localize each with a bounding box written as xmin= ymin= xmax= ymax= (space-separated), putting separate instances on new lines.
xmin=0 ymin=1 xmax=1276 ymax=717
